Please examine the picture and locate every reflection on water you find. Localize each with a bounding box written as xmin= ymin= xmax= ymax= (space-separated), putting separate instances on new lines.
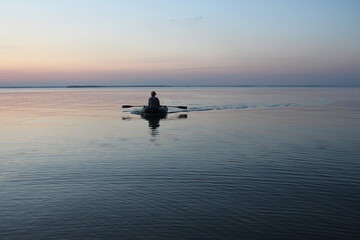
xmin=141 ymin=113 xmax=167 ymax=130
xmin=143 ymin=114 xmax=188 ymax=139
xmin=141 ymin=113 xmax=167 ymax=139
xmin=123 ymin=113 xmax=188 ymax=139
xmin=177 ymin=114 xmax=188 ymax=119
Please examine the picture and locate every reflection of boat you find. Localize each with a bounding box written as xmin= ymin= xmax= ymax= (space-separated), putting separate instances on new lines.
xmin=141 ymin=113 xmax=167 ymax=129
xmin=123 ymin=112 xmax=187 ymax=139
xmin=141 ymin=113 xmax=167 ymax=139
xmin=140 ymin=106 xmax=168 ymax=115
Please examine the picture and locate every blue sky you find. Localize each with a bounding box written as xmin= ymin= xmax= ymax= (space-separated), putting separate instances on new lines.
xmin=0 ymin=0 xmax=359 ymax=86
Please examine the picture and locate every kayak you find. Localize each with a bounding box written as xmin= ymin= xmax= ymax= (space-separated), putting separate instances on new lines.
xmin=140 ymin=106 xmax=168 ymax=115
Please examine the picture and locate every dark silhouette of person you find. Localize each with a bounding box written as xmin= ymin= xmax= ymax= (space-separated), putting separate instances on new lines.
xmin=148 ymin=91 xmax=160 ymax=107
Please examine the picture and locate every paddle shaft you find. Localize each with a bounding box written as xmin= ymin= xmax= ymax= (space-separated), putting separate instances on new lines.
xmin=167 ymin=106 xmax=187 ymax=109
xmin=122 ymin=105 xmax=142 ymax=108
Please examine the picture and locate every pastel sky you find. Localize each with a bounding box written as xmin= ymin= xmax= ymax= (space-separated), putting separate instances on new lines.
xmin=1 ymin=0 xmax=359 ymax=86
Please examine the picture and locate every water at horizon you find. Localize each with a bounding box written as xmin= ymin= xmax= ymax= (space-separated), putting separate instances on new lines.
xmin=1 ymin=87 xmax=359 ymax=239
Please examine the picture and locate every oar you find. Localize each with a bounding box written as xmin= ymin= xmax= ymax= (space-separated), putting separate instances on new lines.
xmin=167 ymin=106 xmax=187 ymax=109
xmin=122 ymin=105 xmax=187 ymax=109
xmin=122 ymin=105 xmax=142 ymax=108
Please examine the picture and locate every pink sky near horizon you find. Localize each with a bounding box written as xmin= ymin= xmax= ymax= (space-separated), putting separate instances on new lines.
xmin=1 ymin=0 xmax=359 ymax=86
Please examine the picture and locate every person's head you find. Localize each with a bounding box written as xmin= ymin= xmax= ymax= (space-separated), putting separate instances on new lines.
xmin=151 ymin=91 xmax=156 ymax=97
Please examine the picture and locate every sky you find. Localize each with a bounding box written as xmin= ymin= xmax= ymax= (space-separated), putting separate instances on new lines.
xmin=0 ymin=0 xmax=359 ymax=86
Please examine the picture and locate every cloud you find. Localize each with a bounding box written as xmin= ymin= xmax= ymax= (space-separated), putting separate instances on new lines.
xmin=188 ymin=16 xmax=203 ymax=21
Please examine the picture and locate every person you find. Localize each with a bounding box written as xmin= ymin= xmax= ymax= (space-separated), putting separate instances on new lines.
xmin=148 ymin=91 xmax=160 ymax=107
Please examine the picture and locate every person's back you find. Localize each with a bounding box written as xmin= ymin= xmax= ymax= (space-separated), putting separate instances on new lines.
xmin=148 ymin=91 xmax=160 ymax=107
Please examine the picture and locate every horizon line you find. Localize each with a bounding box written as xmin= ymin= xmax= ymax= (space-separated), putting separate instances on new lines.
xmin=0 ymin=84 xmax=359 ymax=89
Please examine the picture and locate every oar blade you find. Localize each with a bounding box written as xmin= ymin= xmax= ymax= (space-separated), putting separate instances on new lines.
xmin=122 ymin=105 xmax=133 ymax=108
xmin=167 ymin=105 xmax=188 ymax=109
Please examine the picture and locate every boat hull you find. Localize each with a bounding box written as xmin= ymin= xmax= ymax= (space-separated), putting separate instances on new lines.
xmin=140 ymin=106 xmax=168 ymax=115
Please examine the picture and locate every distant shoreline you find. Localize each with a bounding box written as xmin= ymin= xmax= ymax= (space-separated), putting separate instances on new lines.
xmin=0 ymin=85 xmax=359 ymax=89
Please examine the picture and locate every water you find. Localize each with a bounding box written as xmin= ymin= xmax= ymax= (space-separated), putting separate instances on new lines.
xmin=1 ymin=87 xmax=359 ymax=239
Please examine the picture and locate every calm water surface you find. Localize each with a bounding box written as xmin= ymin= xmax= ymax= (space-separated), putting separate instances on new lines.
xmin=0 ymin=87 xmax=359 ymax=239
